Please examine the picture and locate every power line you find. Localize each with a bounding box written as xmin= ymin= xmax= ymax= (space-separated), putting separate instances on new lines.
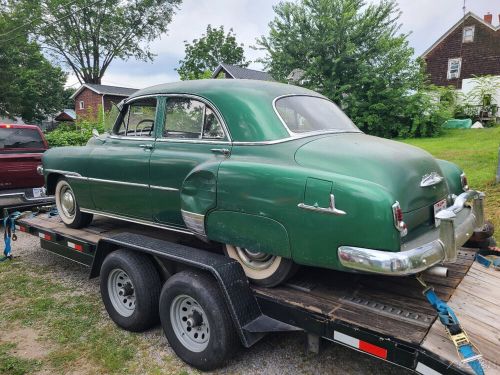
xmin=0 ymin=0 xmax=82 ymax=38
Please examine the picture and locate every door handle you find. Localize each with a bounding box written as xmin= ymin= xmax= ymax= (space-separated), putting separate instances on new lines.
xmin=210 ymin=148 xmax=230 ymax=156
xmin=139 ymin=144 xmax=154 ymax=150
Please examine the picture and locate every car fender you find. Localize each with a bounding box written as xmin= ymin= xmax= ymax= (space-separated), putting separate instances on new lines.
xmin=436 ymin=159 xmax=463 ymax=196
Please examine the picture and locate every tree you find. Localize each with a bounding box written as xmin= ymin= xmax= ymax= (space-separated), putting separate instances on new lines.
xmin=16 ymin=0 xmax=181 ymax=84
xmin=177 ymin=25 xmax=249 ymax=80
xmin=257 ymin=0 xmax=432 ymax=138
xmin=0 ymin=13 xmax=67 ymax=122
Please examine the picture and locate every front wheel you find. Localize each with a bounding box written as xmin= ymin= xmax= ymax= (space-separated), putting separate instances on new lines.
xmin=55 ymin=178 xmax=93 ymax=228
xmin=224 ymin=245 xmax=297 ymax=287
xmin=159 ymin=271 xmax=239 ymax=371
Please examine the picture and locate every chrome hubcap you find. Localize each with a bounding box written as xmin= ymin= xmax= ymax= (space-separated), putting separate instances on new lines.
xmin=107 ymin=269 xmax=136 ymax=317
xmin=170 ymin=295 xmax=210 ymax=352
xmin=235 ymin=247 xmax=276 ymax=270
xmin=60 ymin=186 xmax=76 ymax=218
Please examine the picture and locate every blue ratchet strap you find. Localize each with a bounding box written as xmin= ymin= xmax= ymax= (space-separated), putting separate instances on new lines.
xmin=423 ymin=287 xmax=484 ymax=375
xmin=476 ymin=253 xmax=500 ymax=271
xmin=2 ymin=212 xmax=19 ymax=262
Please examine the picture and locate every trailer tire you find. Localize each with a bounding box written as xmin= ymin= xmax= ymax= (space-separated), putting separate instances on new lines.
xmin=159 ymin=270 xmax=239 ymax=371
xmin=100 ymin=249 xmax=160 ymax=332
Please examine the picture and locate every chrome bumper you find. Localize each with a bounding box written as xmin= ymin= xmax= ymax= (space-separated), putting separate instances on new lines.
xmin=338 ymin=190 xmax=485 ymax=276
xmin=0 ymin=188 xmax=54 ymax=208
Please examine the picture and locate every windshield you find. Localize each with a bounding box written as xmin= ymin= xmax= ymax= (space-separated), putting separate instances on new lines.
xmin=275 ymin=96 xmax=359 ymax=134
xmin=0 ymin=128 xmax=45 ymax=149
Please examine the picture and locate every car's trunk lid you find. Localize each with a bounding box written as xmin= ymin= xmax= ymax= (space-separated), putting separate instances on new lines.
xmin=294 ymin=133 xmax=448 ymax=212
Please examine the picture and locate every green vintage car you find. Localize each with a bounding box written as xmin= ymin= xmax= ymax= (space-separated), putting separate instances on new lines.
xmin=43 ymin=80 xmax=486 ymax=286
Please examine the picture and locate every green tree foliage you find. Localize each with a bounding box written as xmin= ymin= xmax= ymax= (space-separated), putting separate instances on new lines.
xmin=177 ymin=25 xmax=249 ymax=80
xmin=257 ymin=0 xmax=440 ymax=137
xmin=0 ymin=12 xmax=66 ymax=122
xmin=15 ymin=0 xmax=181 ymax=84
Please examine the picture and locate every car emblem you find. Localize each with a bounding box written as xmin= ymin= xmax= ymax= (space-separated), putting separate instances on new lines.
xmin=420 ymin=172 xmax=444 ymax=187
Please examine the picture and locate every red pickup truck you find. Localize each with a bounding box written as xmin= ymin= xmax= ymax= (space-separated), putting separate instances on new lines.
xmin=0 ymin=124 xmax=54 ymax=211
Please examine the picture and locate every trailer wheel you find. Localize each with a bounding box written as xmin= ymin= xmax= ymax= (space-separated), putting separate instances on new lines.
xmin=55 ymin=178 xmax=93 ymax=228
xmin=159 ymin=271 xmax=239 ymax=371
xmin=100 ymin=249 xmax=160 ymax=332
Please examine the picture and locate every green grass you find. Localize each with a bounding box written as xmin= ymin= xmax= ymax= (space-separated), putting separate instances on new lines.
xmin=0 ymin=343 xmax=41 ymax=375
xmin=401 ymin=127 xmax=500 ymax=238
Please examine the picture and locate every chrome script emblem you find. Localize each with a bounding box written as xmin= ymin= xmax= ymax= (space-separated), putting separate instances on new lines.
xmin=420 ymin=172 xmax=444 ymax=187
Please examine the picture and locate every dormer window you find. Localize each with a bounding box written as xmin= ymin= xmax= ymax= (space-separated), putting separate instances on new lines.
xmin=447 ymin=58 xmax=462 ymax=80
xmin=463 ymin=25 xmax=475 ymax=43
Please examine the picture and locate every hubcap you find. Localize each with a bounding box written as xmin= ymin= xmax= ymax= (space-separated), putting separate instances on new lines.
xmin=60 ymin=186 xmax=76 ymax=219
xmin=170 ymin=295 xmax=210 ymax=352
xmin=107 ymin=269 xmax=136 ymax=317
xmin=235 ymin=246 xmax=276 ymax=270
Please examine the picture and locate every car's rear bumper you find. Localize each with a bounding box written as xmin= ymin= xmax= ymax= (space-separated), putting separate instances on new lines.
xmin=337 ymin=190 xmax=485 ymax=276
xmin=0 ymin=187 xmax=54 ymax=210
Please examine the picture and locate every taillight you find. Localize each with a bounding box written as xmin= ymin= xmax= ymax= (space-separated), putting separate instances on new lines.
xmin=460 ymin=172 xmax=469 ymax=191
xmin=392 ymin=201 xmax=408 ymax=237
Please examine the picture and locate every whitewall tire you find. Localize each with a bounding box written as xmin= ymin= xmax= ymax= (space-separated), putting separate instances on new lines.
xmin=55 ymin=178 xmax=93 ymax=228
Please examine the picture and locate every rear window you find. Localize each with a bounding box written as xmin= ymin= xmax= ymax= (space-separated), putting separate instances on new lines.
xmin=275 ymin=95 xmax=359 ymax=134
xmin=0 ymin=128 xmax=45 ymax=149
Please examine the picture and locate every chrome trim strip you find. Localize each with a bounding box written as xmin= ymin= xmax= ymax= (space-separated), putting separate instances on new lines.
xmin=272 ymin=94 xmax=362 ymax=137
xmin=181 ymin=209 xmax=206 ymax=236
xmin=155 ymin=138 xmax=231 ymax=145
xmin=337 ymin=190 xmax=485 ymax=276
xmin=87 ymin=177 xmax=149 ymax=188
xmin=150 ymin=185 xmax=179 ymax=192
xmin=109 ymin=135 xmax=155 ymax=141
xmin=79 ymin=208 xmax=194 ymax=235
xmin=231 ymin=131 xmax=362 ymax=146
xmin=44 ymin=169 xmax=82 ymax=178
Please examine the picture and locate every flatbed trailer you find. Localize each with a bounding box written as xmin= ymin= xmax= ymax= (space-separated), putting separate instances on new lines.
xmin=12 ymin=212 xmax=500 ymax=374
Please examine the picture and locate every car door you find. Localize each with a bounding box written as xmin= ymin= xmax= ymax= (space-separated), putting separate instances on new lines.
xmin=87 ymin=96 xmax=158 ymax=220
xmin=149 ymin=95 xmax=231 ymax=227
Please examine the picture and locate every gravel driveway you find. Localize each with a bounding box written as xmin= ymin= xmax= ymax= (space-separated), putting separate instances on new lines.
xmin=2 ymin=230 xmax=409 ymax=374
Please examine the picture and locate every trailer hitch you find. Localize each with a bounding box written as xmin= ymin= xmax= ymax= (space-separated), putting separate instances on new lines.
xmin=415 ymin=274 xmax=484 ymax=375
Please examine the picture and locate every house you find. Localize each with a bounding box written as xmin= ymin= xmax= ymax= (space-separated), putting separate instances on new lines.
xmin=71 ymin=84 xmax=138 ymax=119
xmin=212 ymin=63 xmax=274 ymax=81
xmin=422 ymin=12 xmax=500 ymax=89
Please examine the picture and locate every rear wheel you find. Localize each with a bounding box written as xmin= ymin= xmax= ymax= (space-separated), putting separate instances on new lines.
xmin=224 ymin=245 xmax=297 ymax=287
xmin=159 ymin=271 xmax=239 ymax=371
xmin=55 ymin=178 xmax=93 ymax=228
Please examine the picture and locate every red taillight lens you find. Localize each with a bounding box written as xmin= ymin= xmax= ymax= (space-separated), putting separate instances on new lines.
xmin=392 ymin=201 xmax=408 ymax=237
xmin=460 ymin=173 xmax=469 ymax=191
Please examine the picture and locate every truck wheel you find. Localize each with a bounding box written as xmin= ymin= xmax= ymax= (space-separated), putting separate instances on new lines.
xmin=100 ymin=249 xmax=160 ymax=332
xmin=224 ymin=245 xmax=297 ymax=287
xmin=55 ymin=178 xmax=93 ymax=228
xmin=159 ymin=271 xmax=239 ymax=371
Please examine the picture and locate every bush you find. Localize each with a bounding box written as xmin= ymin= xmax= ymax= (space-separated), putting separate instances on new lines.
xmin=45 ymin=119 xmax=105 ymax=147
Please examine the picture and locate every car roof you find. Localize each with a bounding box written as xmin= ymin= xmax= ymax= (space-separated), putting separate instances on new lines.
xmin=128 ymin=79 xmax=324 ymax=142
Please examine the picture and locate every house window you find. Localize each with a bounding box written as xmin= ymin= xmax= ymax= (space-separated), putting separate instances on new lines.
xmin=79 ymin=101 xmax=84 ymax=110
xmin=463 ymin=25 xmax=475 ymax=43
xmin=447 ymin=58 xmax=462 ymax=80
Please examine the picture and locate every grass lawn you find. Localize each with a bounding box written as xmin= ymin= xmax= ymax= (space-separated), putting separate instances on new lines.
xmin=401 ymin=127 xmax=500 ymax=240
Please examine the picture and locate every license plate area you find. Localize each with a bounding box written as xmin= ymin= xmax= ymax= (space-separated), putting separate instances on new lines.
xmin=32 ymin=187 xmax=44 ymax=198
xmin=433 ymin=198 xmax=447 ymax=227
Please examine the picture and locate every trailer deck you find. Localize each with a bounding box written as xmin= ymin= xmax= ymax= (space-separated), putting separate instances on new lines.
xmin=15 ymin=213 xmax=500 ymax=374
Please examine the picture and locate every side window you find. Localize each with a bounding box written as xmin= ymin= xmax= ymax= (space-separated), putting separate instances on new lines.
xmin=202 ymin=107 xmax=225 ymax=139
xmin=114 ymin=98 xmax=157 ymax=137
xmin=163 ymin=97 xmax=226 ymax=140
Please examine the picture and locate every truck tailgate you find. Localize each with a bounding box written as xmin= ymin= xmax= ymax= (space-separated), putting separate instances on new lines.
xmin=0 ymin=153 xmax=44 ymax=190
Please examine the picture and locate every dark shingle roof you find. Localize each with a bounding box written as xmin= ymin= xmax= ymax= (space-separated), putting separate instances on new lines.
xmin=212 ymin=63 xmax=274 ymax=81
xmin=71 ymin=83 xmax=138 ymax=99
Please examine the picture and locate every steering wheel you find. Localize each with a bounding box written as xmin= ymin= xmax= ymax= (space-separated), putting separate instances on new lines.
xmin=133 ymin=119 xmax=154 ymax=136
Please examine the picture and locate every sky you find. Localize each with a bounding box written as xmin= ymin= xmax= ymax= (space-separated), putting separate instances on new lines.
xmin=66 ymin=0 xmax=499 ymax=89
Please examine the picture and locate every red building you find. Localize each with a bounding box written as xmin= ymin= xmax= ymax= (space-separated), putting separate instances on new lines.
xmin=71 ymin=84 xmax=138 ymax=119
xmin=422 ymin=12 xmax=500 ymax=89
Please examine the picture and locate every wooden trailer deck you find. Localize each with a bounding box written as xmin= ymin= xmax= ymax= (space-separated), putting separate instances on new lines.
xmin=18 ymin=213 xmax=500 ymax=374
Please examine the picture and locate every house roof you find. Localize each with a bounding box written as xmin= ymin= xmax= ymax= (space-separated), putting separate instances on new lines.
xmin=421 ymin=12 xmax=500 ymax=58
xmin=70 ymin=83 xmax=138 ymax=99
xmin=212 ymin=63 xmax=274 ymax=81
xmin=55 ymin=109 xmax=76 ymax=121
